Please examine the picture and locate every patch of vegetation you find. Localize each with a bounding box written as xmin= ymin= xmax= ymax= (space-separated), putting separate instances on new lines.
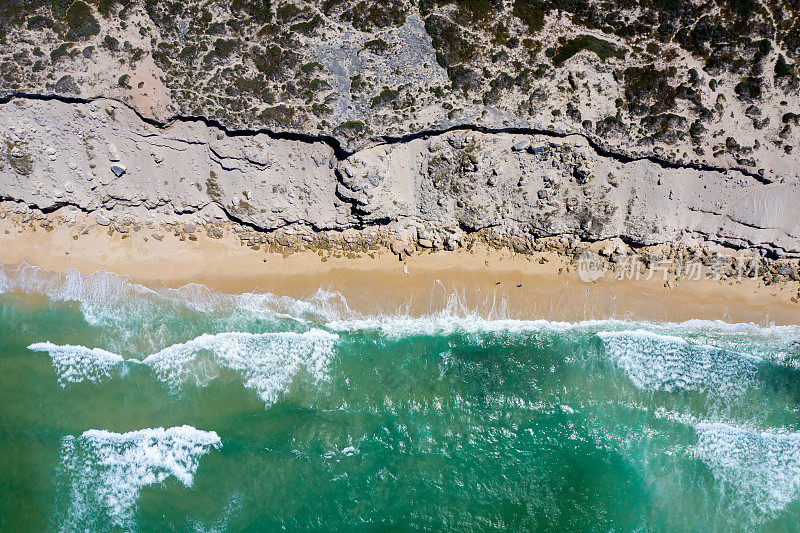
xmin=300 ymin=61 xmax=323 ymax=74
xmin=775 ymin=54 xmax=798 ymax=85
xmin=311 ymin=103 xmax=332 ymax=116
xmin=424 ymin=15 xmax=475 ymax=66
xmin=689 ymin=119 xmax=706 ymax=142
xmin=52 ymin=0 xmax=74 ymax=20
xmin=259 ymin=104 xmax=295 ymax=126
xmin=483 ymin=71 xmax=517 ymax=103
xmin=726 ymin=0 xmax=756 ymax=19
xmin=118 ymin=73 xmax=131 ymax=88
xmin=423 ymin=14 xmax=482 ymax=92
xmin=371 ymin=87 xmax=399 ymax=108
xmin=349 ymin=74 xmax=368 ymax=94
xmin=782 ymin=112 xmax=800 ymax=125
xmin=363 ymin=38 xmax=389 ymax=54
xmin=334 ymin=120 xmax=367 ymax=137
xmin=66 ymin=1 xmax=100 ymax=40
xmin=6 ymin=140 xmax=33 ymax=175
xmin=551 ymin=35 xmax=625 ymax=66
xmin=640 ymin=113 xmax=687 ymax=141
xmin=237 ymin=199 xmax=253 ymax=213
xmin=289 ymin=14 xmax=322 ymax=34
xmin=512 ymin=0 xmax=547 ymax=33
xmin=623 ymin=65 xmax=678 ymax=115
xmin=307 ymin=78 xmax=330 ymax=92
xmin=436 ymin=0 xmax=495 ymax=21
xmin=103 ymin=34 xmax=119 ymax=51
xmin=353 ymin=0 xmax=405 ymax=30
xmin=50 ymin=43 xmax=74 ymax=63
xmin=0 ymin=1 xmax=44 ymax=34
xmin=204 ymin=39 xmax=238 ymax=62
xmin=775 ymin=55 xmax=794 ymax=77
xmin=275 ymin=3 xmax=301 ymax=22
xmin=253 ymin=45 xmax=283 ymax=77
xmin=231 ymin=0 xmax=272 ymax=24
xmin=595 ymin=114 xmax=626 ymax=136
xmin=91 ymin=0 xmax=135 ymax=17
xmin=734 ymin=76 xmax=762 ymax=100
xmin=206 ymin=170 xmax=222 ymax=201
xmin=27 ymin=15 xmax=52 ymax=30
xmin=566 ymin=102 xmax=581 ymax=122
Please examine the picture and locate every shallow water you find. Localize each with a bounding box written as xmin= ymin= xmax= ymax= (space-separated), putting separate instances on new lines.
xmin=2 ymin=263 xmax=800 ymax=531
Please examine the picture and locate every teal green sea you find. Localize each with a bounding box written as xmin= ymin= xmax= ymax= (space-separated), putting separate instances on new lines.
xmin=1 ymin=263 xmax=800 ymax=531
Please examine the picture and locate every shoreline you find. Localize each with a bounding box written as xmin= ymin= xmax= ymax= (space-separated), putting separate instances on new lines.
xmin=1 ymin=211 xmax=799 ymax=325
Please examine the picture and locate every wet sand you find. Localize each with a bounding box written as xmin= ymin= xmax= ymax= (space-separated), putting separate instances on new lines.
xmin=1 ymin=214 xmax=798 ymax=324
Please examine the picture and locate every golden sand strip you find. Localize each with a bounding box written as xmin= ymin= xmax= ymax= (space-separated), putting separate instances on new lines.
xmin=1 ymin=215 xmax=798 ymax=325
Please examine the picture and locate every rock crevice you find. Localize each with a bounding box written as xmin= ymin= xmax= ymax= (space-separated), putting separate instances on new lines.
xmin=1 ymin=96 xmax=798 ymax=257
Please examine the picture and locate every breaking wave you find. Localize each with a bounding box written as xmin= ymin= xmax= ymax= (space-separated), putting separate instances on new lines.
xmin=3 ymin=261 xmax=798 ymax=346
xmin=28 ymin=342 xmax=131 ymax=386
xmin=695 ymin=422 xmax=800 ymax=520
xmin=53 ymin=426 xmax=221 ymax=531
xmin=1 ymin=262 xmax=347 ymax=354
xmin=29 ymin=330 xmax=338 ymax=406
xmin=597 ymin=330 xmax=762 ymax=393
xmin=143 ymin=330 xmax=338 ymax=405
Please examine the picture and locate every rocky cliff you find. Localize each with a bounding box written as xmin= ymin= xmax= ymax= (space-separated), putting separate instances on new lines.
xmin=1 ymin=97 xmax=798 ymax=258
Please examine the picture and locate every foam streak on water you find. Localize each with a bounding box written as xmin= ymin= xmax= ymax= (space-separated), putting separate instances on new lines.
xmin=695 ymin=422 xmax=800 ymax=520
xmin=597 ymin=330 xmax=762 ymax=393
xmin=54 ymin=426 xmax=221 ymax=531
xmin=27 ymin=341 xmax=132 ymax=386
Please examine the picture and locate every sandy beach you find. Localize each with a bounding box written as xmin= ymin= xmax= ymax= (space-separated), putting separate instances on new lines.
xmin=1 ymin=213 xmax=798 ymax=325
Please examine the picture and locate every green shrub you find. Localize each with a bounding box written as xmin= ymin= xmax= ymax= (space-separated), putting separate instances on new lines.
xmin=513 ymin=0 xmax=547 ymax=32
xmin=301 ymin=61 xmax=323 ymax=74
xmin=102 ymin=34 xmax=118 ymax=50
xmin=50 ymin=43 xmax=73 ymax=63
xmin=65 ymin=1 xmax=100 ymax=40
xmin=552 ymin=35 xmax=625 ymax=66
xmin=231 ymin=0 xmax=272 ymax=24
xmin=775 ymin=55 xmax=797 ymax=81
xmin=27 ymin=15 xmax=53 ymax=30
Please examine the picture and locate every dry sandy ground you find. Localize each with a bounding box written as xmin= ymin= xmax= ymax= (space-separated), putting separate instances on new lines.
xmin=1 ymin=215 xmax=798 ymax=325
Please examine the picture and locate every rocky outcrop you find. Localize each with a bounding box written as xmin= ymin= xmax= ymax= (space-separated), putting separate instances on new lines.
xmin=1 ymin=97 xmax=798 ymax=257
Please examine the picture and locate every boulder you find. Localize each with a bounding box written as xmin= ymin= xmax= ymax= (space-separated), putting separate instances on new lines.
xmin=54 ymin=75 xmax=80 ymax=94
xmin=108 ymin=144 xmax=121 ymax=162
xmin=512 ymin=140 xmax=530 ymax=152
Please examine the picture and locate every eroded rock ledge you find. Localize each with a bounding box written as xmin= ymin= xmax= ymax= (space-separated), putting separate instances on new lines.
xmin=1 ymin=97 xmax=799 ymax=261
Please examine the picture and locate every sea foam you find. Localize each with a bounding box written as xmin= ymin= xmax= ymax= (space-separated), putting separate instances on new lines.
xmin=27 ymin=341 xmax=133 ymax=386
xmin=143 ymin=330 xmax=338 ymax=406
xmin=6 ymin=262 xmax=799 ymax=359
xmin=695 ymin=422 xmax=800 ymax=519
xmin=598 ymin=330 xmax=761 ymax=393
xmin=0 ymin=262 xmax=347 ymax=321
xmin=54 ymin=426 xmax=221 ymax=530
xmin=2 ymin=262 xmax=347 ymax=354
xmin=29 ymin=329 xmax=338 ymax=407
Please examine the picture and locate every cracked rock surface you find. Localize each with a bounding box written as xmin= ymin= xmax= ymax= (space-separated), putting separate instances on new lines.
xmin=2 ymin=0 xmax=800 ymax=177
xmin=1 ymin=98 xmax=798 ymax=257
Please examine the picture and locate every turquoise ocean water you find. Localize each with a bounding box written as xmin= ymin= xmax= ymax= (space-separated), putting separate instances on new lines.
xmin=1 ymin=262 xmax=800 ymax=531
